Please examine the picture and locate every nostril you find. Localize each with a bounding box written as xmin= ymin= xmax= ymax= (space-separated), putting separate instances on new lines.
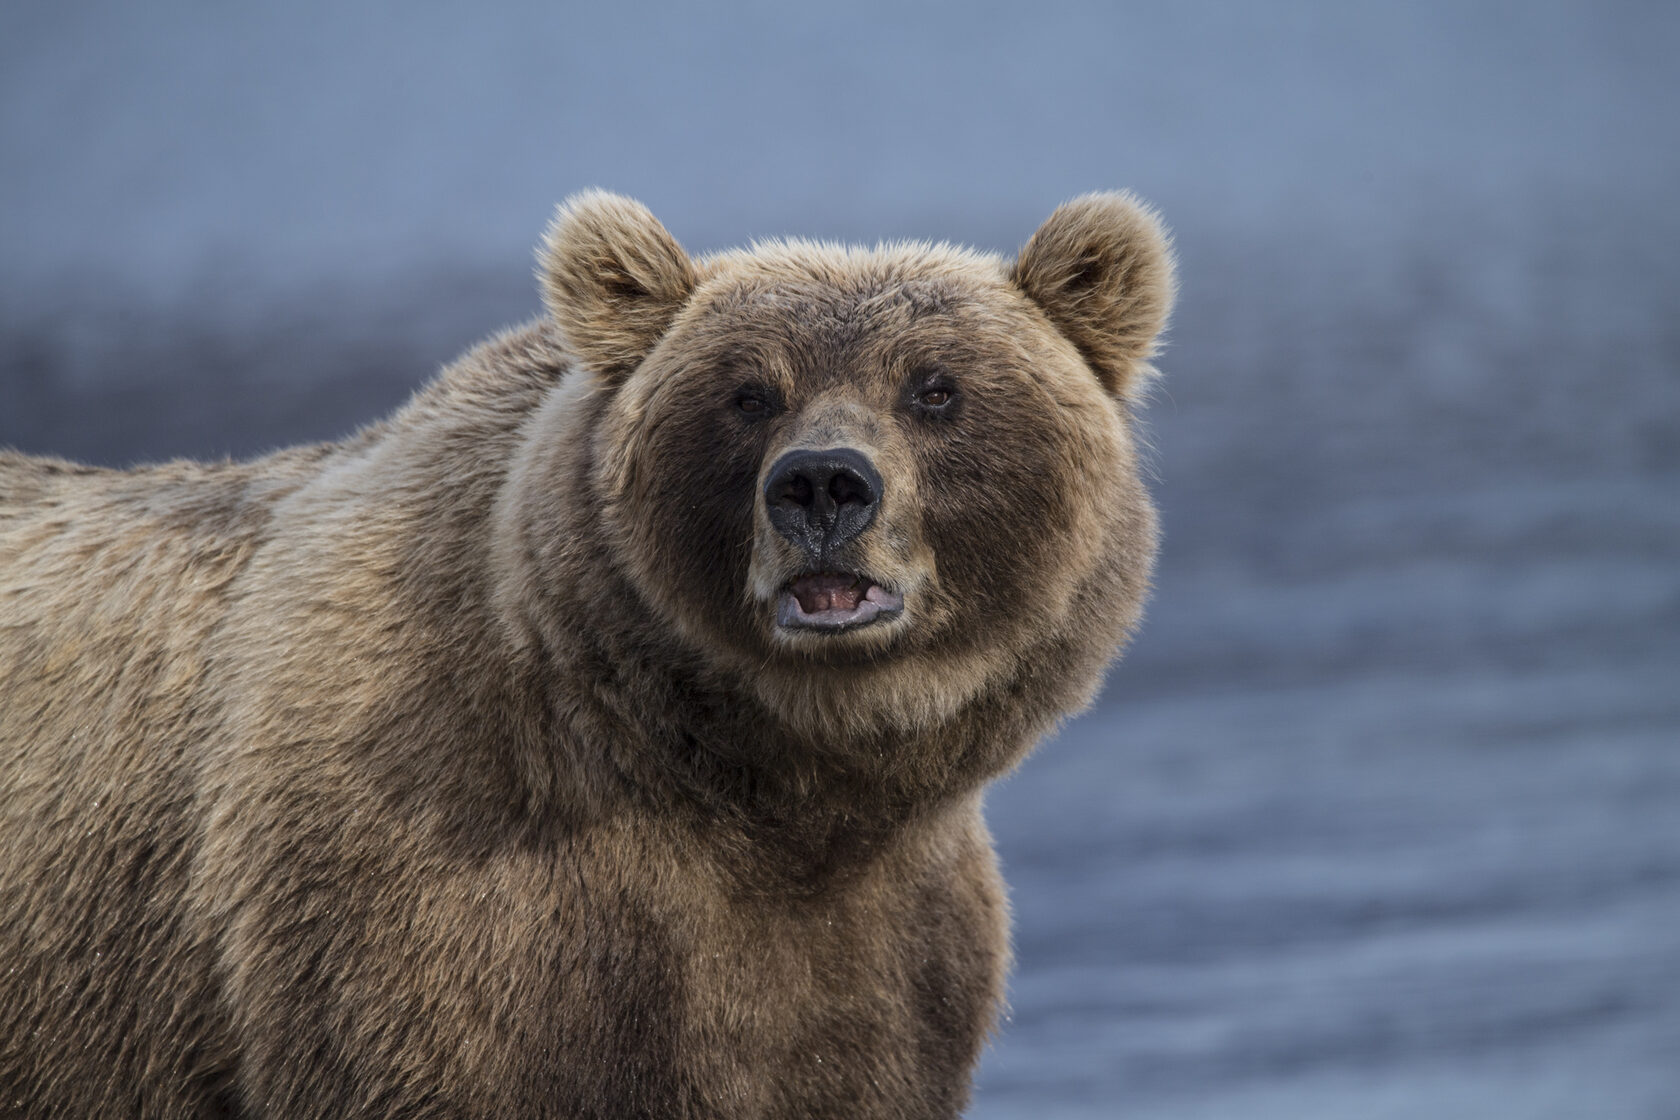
xmin=829 ymin=468 xmax=873 ymax=508
xmin=775 ymin=473 xmax=815 ymax=509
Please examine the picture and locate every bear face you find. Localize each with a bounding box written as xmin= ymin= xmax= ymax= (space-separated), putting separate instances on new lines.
xmin=535 ymin=192 xmax=1174 ymax=746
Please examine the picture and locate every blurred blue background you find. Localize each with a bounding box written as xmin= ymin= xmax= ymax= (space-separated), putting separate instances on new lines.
xmin=4 ymin=2 xmax=1678 ymax=1115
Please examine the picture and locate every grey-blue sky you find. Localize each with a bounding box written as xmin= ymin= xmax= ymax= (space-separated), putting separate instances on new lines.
xmin=4 ymin=1 xmax=1675 ymax=305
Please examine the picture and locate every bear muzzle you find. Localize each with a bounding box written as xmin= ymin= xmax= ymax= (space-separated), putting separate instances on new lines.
xmin=761 ymin=447 xmax=905 ymax=632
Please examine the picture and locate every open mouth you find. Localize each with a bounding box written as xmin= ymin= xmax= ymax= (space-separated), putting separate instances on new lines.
xmin=777 ymin=572 xmax=905 ymax=632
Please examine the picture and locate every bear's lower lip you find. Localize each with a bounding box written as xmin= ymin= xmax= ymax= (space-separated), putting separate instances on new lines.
xmin=777 ymin=573 xmax=904 ymax=632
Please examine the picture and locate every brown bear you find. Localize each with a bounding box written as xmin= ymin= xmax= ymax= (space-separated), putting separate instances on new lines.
xmin=0 ymin=191 xmax=1174 ymax=1118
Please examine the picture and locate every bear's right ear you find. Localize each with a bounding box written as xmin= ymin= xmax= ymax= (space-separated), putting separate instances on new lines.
xmin=1011 ymin=192 xmax=1176 ymax=400
xmin=539 ymin=191 xmax=697 ymax=383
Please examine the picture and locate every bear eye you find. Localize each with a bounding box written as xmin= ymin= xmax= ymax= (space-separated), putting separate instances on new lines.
xmin=912 ymin=378 xmax=959 ymax=413
xmin=734 ymin=388 xmax=777 ymax=418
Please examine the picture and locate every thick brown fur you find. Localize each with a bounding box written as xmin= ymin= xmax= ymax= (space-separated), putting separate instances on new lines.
xmin=0 ymin=192 xmax=1174 ymax=1118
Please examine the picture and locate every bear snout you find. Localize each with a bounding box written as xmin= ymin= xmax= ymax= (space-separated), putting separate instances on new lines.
xmin=762 ymin=446 xmax=882 ymax=561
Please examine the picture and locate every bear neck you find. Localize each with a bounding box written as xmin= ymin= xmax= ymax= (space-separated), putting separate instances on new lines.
xmin=509 ymin=541 xmax=996 ymax=886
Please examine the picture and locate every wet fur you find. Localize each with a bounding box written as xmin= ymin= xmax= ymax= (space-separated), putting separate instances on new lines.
xmin=1 ymin=193 xmax=1173 ymax=1117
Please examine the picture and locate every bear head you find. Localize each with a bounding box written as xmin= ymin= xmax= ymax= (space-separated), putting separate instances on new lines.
xmin=513 ymin=191 xmax=1173 ymax=751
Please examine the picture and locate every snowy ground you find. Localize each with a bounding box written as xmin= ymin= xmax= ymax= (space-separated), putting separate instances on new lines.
xmin=4 ymin=3 xmax=1678 ymax=1116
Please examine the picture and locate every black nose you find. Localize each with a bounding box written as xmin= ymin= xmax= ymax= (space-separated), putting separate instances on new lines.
xmin=764 ymin=447 xmax=882 ymax=559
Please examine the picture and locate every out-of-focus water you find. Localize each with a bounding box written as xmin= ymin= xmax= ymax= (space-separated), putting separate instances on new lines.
xmin=4 ymin=3 xmax=1678 ymax=1116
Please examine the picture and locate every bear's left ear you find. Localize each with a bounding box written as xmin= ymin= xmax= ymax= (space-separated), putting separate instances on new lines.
xmin=539 ymin=190 xmax=697 ymax=383
xmin=1010 ymin=192 xmax=1177 ymax=399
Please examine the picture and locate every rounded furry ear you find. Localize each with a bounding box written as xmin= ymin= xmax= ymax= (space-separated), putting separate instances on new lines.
xmin=539 ymin=191 xmax=697 ymax=382
xmin=1010 ymin=192 xmax=1177 ymax=398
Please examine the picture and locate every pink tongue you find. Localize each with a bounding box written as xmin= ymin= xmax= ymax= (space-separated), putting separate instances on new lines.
xmin=793 ymin=574 xmax=864 ymax=613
